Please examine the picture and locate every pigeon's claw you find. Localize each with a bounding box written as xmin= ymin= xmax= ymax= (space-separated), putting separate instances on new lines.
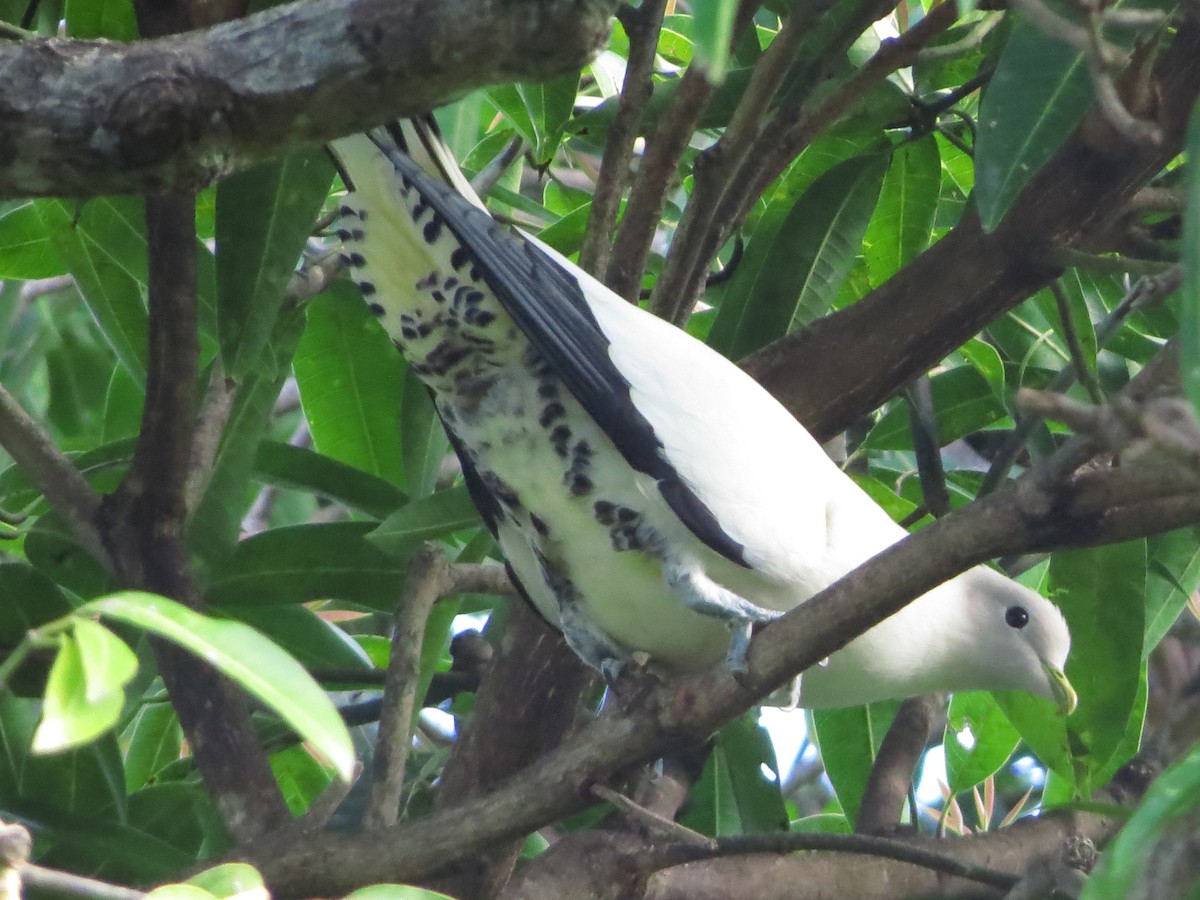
xmin=663 ymin=556 xmax=782 ymax=673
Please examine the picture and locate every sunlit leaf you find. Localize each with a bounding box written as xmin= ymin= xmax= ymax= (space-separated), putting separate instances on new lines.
xmin=82 ymin=592 xmax=354 ymax=780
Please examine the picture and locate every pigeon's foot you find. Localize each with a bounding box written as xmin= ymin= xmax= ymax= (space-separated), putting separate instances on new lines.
xmin=663 ymin=557 xmax=782 ymax=673
xmin=603 ymin=651 xmax=662 ymax=710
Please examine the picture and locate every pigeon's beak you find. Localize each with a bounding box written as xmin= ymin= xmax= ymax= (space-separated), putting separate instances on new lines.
xmin=1044 ymin=664 xmax=1077 ymax=715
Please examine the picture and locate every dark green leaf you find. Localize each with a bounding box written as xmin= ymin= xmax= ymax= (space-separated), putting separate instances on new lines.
xmin=252 ymin=440 xmax=408 ymax=518
xmin=975 ymin=18 xmax=1093 ymax=231
xmin=864 ymin=366 xmax=1009 ymax=450
xmin=0 ymin=563 xmax=74 ymax=646
xmin=64 ymin=0 xmax=136 ymax=39
xmin=486 ymin=71 xmax=580 ymax=164
xmin=229 ymin=605 xmax=371 ymax=671
xmin=398 ymin=368 xmax=450 ymax=498
xmin=1183 ymin=102 xmax=1200 ymax=409
xmin=367 ymin=486 xmax=483 ymax=557
xmin=708 ymin=153 xmax=888 ymax=358
xmin=690 ymin=0 xmax=739 ymax=81
xmin=205 ymin=522 xmax=406 ymax=610
xmin=216 ymin=151 xmax=335 ymax=378
xmin=121 ymin=700 xmax=184 ymax=792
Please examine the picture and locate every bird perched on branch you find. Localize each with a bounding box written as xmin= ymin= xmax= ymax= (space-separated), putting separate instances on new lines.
xmin=327 ymin=118 xmax=1075 ymax=712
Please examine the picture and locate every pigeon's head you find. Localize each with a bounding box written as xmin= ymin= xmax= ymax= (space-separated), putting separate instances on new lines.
xmin=953 ymin=568 xmax=1075 ymax=713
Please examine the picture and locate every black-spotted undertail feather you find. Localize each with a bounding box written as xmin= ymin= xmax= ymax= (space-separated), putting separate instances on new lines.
xmin=326 ymin=118 xmax=1077 ymax=712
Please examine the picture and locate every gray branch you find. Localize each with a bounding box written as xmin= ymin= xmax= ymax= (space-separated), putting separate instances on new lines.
xmin=0 ymin=0 xmax=616 ymax=198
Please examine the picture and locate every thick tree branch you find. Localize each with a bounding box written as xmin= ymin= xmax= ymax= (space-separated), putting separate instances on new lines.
xmin=0 ymin=0 xmax=615 ymax=198
xmin=237 ymin=444 xmax=1200 ymax=895
xmin=742 ymin=16 xmax=1200 ymax=441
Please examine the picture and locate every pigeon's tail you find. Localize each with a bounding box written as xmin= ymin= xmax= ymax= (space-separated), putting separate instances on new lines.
xmin=327 ymin=117 xmax=500 ymax=358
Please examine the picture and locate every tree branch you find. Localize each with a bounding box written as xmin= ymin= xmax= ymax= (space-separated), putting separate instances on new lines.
xmin=0 ymin=0 xmax=616 ymax=198
xmin=742 ymin=17 xmax=1200 ymax=441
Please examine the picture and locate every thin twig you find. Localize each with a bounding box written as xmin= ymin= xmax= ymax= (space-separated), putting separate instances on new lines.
xmin=591 ymin=784 xmax=716 ymax=847
xmin=365 ymin=543 xmax=452 ymax=829
xmin=185 ymin=364 xmax=238 ymax=511
xmin=648 ymin=830 xmax=1020 ymax=889
xmin=579 ymin=0 xmax=670 ymax=275
xmin=21 ymin=865 xmax=145 ymax=900
xmin=855 ymin=695 xmax=940 ymax=835
xmin=0 ymin=385 xmax=106 ymax=563
xmin=1049 ymin=280 xmax=1104 ymax=404
xmin=905 ymin=379 xmax=951 ymax=517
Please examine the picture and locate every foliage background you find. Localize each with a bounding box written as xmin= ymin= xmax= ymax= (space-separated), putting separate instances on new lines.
xmin=0 ymin=0 xmax=1199 ymax=897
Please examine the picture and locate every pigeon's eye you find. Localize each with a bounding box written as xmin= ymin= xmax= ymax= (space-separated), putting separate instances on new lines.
xmin=1005 ymin=606 xmax=1029 ymax=629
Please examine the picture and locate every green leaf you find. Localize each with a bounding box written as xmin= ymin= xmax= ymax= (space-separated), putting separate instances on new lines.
xmin=1183 ymin=102 xmax=1200 ymax=410
xmin=1145 ymin=527 xmax=1200 ymax=655
xmin=864 ymin=366 xmax=1008 ymax=450
xmin=230 ymin=605 xmax=371 ymax=670
xmin=82 ymin=591 xmax=355 ymax=780
xmin=36 ymin=198 xmax=149 ymax=380
xmin=189 ymin=308 xmax=307 ymax=561
xmin=294 ymin=285 xmax=404 ymax=486
xmin=186 ymin=863 xmax=266 ymax=899
xmin=33 ymin=632 xmax=127 ymax=753
xmin=690 ymin=0 xmax=739 ymax=81
xmin=252 ymin=440 xmax=408 ymax=519
xmin=943 ymin=692 xmax=1021 ymax=795
xmin=1081 ymin=739 xmax=1200 ymax=899
xmin=216 ymin=151 xmax=335 ymax=378
xmin=64 ymin=0 xmax=136 ymax=39
xmin=863 ymin=137 xmax=941 ymax=287
xmin=709 ymin=153 xmax=888 ymax=358
xmin=121 ymin=700 xmax=184 ymax=792
xmin=486 ymin=72 xmax=580 ymax=164
xmin=0 ymin=201 xmax=65 ymax=278
xmin=719 ymin=714 xmax=789 ymax=833
xmin=205 ymin=522 xmax=407 ymax=610
xmin=72 ymin=618 xmax=139 ymax=704
xmin=0 ymin=563 xmax=74 ymax=646
xmin=974 ymin=18 xmax=1093 ymax=231
xmin=997 ymin=542 xmax=1147 ymax=793
xmin=367 ymin=486 xmax=483 ymax=557
xmin=399 ymin=368 xmax=450 ymax=498
xmin=811 ymin=701 xmax=899 ymax=826
xmin=344 ymin=886 xmax=456 ymax=900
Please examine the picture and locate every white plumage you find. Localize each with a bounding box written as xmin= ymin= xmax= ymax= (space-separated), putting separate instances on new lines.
xmin=327 ymin=119 xmax=1075 ymax=712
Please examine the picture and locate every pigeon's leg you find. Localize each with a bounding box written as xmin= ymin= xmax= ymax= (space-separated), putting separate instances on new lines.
xmin=558 ymin=595 xmax=629 ymax=679
xmin=662 ymin=557 xmax=782 ymax=673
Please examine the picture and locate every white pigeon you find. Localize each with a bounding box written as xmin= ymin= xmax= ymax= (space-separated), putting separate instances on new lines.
xmin=327 ymin=118 xmax=1075 ymax=712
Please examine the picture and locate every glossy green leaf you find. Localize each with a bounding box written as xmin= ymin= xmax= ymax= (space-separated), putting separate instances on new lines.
xmin=718 ymin=714 xmax=789 ymax=833
xmin=997 ymin=542 xmax=1147 ymax=792
xmin=943 ymin=692 xmax=1021 ymax=794
xmin=709 ymin=153 xmax=888 ymax=358
xmin=205 ymin=522 xmax=406 ymax=610
xmin=863 ymin=137 xmax=941 ymax=287
xmin=367 ymin=486 xmax=483 ymax=557
xmin=975 ymin=18 xmax=1093 ymax=231
xmin=253 ymin=440 xmax=408 ymax=518
xmin=33 ymin=631 xmax=128 ymax=753
xmin=1082 ymin=738 xmax=1200 ymax=900
xmin=294 ymin=285 xmax=404 ymax=486
xmin=681 ymin=733 xmax=744 ymax=836
xmin=216 ymin=150 xmax=335 ymax=378
xmin=82 ymin=591 xmax=355 ymax=780
xmin=811 ymin=700 xmax=899 ymax=826
xmin=0 ymin=201 xmax=64 ymax=278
